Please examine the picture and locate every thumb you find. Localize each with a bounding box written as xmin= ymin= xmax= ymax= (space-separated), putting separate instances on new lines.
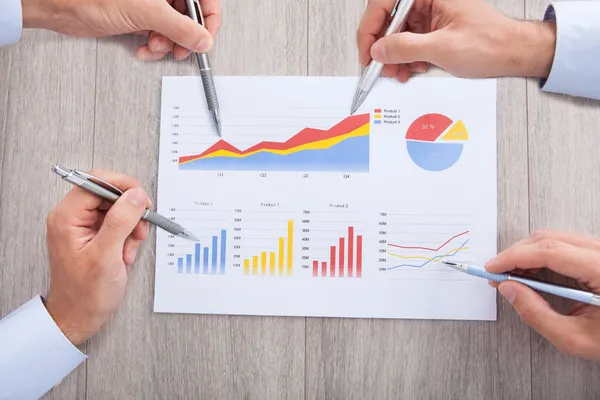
xmin=498 ymin=281 xmax=575 ymax=350
xmin=93 ymin=188 xmax=148 ymax=252
xmin=145 ymin=3 xmax=213 ymax=53
xmin=370 ymin=31 xmax=443 ymax=64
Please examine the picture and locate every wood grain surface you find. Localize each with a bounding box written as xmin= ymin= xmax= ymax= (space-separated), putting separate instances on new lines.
xmin=0 ymin=0 xmax=599 ymax=399
xmin=0 ymin=31 xmax=96 ymax=399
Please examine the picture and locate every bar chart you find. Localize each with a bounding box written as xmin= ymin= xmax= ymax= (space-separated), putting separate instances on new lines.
xmin=242 ymin=220 xmax=294 ymax=277
xmin=177 ymin=229 xmax=227 ymax=275
xmin=311 ymin=226 xmax=363 ymax=278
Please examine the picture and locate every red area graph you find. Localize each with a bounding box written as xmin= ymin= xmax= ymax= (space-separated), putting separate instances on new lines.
xmin=178 ymin=113 xmax=370 ymax=164
xmin=312 ymin=226 xmax=362 ymax=278
xmin=387 ymin=230 xmax=470 ymax=251
xmin=405 ymin=113 xmax=453 ymax=142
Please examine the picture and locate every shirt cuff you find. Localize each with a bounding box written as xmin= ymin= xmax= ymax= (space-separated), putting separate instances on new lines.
xmin=0 ymin=0 xmax=23 ymax=46
xmin=0 ymin=296 xmax=87 ymax=400
xmin=539 ymin=1 xmax=600 ymax=100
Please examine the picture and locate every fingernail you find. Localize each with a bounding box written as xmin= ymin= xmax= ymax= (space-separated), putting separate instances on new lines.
xmin=195 ymin=36 xmax=212 ymax=52
xmin=371 ymin=42 xmax=386 ymax=62
xmin=498 ymin=284 xmax=517 ymax=304
xmin=154 ymin=40 xmax=170 ymax=53
xmin=414 ymin=63 xmax=427 ymax=73
xmin=485 ymin=257 xmax=496 ymax=267
xmin=125 ymin=188 xmax=146 ymax=207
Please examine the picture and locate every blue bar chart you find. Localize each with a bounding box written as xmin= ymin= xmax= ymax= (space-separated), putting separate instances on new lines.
xmin=177 ymin=229 xmax=227 ymax=275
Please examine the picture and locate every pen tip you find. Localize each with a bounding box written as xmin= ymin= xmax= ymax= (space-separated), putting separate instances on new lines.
xmin=182 ymin=228 xmax=200 ymax=242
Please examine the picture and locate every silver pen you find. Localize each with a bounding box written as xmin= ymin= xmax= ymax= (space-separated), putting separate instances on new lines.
xmin=442 ymin=261 xmax=600 ymax=306
xmin=351 ymin=0 xmax=415 ymax=114
xmin=52 ymin=165 xmax=200 ymax=242
xmin=186 ymin=0 xmax=222 ymax=136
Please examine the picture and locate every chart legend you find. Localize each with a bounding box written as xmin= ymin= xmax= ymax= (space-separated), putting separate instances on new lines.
xmin=405 ymin=113 xmax=468 ymax=172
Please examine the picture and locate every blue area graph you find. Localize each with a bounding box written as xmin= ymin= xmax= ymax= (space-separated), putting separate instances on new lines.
xmin=179 ymin=135 xmax=369 ymax=172
xmin=406 ymin=141 xmax=463 ymax=172
xmin=387 ymin=239 xmax=469 ymax=270
xmin=177 ymin=230 xmax=227 ymax=274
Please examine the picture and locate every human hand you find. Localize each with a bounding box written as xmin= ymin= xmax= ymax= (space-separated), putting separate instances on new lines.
xmin=486 ymin=230 xmax=600 ymax=361
xmin=44 ymin=170 xmax=151 ymax=345
xmin=357 ymin=0 xmax=556 ymax=82
xmin=22 ymin=0 xmax=222 ymax=61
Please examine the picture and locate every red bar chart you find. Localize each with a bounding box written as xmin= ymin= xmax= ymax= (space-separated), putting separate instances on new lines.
xmin=312 ymin=226 xmax=363 ymax=278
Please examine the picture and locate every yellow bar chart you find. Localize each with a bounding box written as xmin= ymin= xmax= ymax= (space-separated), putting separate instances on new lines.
xmin=244 ymin=220 xmax=294 ymax=277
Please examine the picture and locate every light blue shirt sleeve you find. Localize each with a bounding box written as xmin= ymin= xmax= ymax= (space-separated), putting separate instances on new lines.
xmin=540 ymin=1 xmax=600 ymax=100
xmin=0 ymin=0 xmax=23 ymax=46
xmin=0 ymin=296 xmax=87 ymax=400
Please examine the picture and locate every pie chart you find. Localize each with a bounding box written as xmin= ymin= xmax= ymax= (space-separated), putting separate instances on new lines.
xmin=405 ymin=113 xmax=468 ymax=172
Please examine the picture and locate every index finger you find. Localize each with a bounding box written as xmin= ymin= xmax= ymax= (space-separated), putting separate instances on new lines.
xmin=56 ymin=169 xmax=148 ymax=218
xmin=201 ymin=0 xmax=222 ymax=37
xmin=487 ymin=239 xmax=600 ymax=290
xmin=357 ymin=0 xmax=398 ymax=66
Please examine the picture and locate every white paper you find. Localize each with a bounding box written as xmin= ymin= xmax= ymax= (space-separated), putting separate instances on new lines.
xmin=154 ymin=76 xmax=498 ymax=320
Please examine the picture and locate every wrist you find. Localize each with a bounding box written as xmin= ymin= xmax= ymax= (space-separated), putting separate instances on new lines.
xmin=44 ymin=295 xmax=92 ymax=346
xmin=21 ymin=0 xmax=64 ymax=30
xmin=506 ymin=20 xmax=557 ymax=78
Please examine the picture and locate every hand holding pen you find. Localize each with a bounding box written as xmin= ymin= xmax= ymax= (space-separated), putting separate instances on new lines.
xmin=466 ymin=230 xmax=600 ymax=361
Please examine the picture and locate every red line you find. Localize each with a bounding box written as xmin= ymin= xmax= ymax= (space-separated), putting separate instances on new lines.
xmin=387 ymin=230 xmax=470 ymax=251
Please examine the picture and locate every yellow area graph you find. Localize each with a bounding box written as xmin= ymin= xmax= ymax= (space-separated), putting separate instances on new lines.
xmin=244 ymin=220 xmax=293 ymax=277
xmin=199 ymin=124 xmax=369 ymax=160
xmin=386 ymin=245 xmax=470 ymax=263
xmin=440 ymin=120 xmax=468 ymax=141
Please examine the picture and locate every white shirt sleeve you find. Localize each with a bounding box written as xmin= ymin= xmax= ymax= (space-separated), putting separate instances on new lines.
xmin=0 ymin=296 xmax=87 ymax=400
xmin=0 ymin=0 xmax=23 ymax=46
xmin=539 ymin=1 xmax=600 ymax=100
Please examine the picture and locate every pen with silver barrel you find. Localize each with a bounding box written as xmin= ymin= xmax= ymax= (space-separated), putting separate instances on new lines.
xmin=185 ymin=0 xmax=222 ymax=136
xmin=52 ymin=165 xmax=200 ymax=242
xmin=351 ymin=0 xmax=415 ymax=114
xmin=441 ymin=261 xmax=600 ymax=306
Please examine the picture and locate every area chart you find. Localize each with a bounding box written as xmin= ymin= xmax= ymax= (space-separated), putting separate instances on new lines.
xmin=178 ymin=113 xmax=370 ymax=172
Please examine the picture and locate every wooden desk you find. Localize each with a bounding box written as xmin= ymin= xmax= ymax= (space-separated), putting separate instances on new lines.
xmin=1 ymin=0 xmax=599 ymax=398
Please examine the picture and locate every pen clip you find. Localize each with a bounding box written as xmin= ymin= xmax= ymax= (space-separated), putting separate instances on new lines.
xmin=192 ymin=0 xmax=205 ymax=26
xmin=73 ymin=170 xmax=124 ymax=195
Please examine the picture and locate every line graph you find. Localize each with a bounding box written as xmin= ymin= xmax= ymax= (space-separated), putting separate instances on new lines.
xmin=387 ymin=239 xmax=469 ymax=269
xmin=378 ymin=212 xmax=472 ymax=273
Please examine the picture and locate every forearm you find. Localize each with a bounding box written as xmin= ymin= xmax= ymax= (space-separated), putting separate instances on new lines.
xmin=22 ymin=0 xmax=64 ymax=30
xmin=505 ymin=20 xmax=557 ymax=79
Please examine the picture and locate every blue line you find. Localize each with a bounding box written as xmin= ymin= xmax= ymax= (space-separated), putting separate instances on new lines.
xmin=387 ymin=239 xmax=469 ymax=270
